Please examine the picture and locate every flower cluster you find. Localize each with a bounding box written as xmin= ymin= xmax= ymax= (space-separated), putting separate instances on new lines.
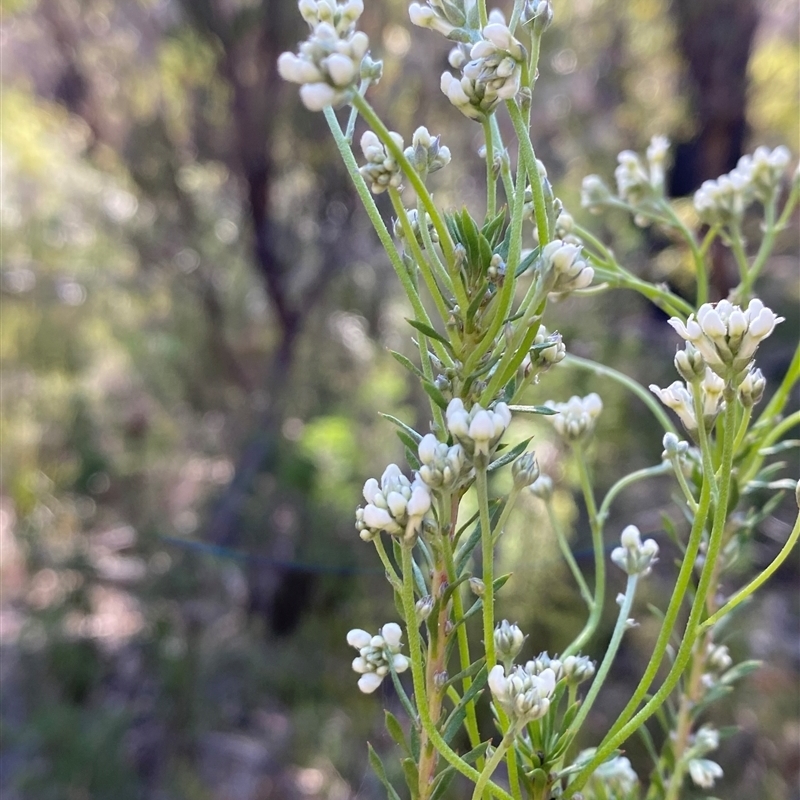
xmin=694 ymin=145 xmax=791 ymax=225
xmin=578 ymin=750 xmax=640 ymax=799
xmin=417 ymin=433 xmax=467 ymax=490
xmin=512 ymin=452 xmax=540 ymax=489
xmin=488 ymin=662 xmax=557 ymax=723
xmin=408 ymin=0 xmax=465 ymax=37
xmin=527 ymin=651 xmax=595 ymax=685
xmin=394 ymin=207 xmax=438 ymax=244
xmin=440 ymin=17 xmax=525 ymax=119
xmin=278 ymin=1 xmax=370 ymax=111
xmin=611 ymin=525 xmax=659 ymax=576
xmin=522 ymin=325 xmax=566 ymax=379
xmin=347 ymin=623 xmax=409 ymax=693
xmin=650 ymin=368 xmax=725 ymax=434
xmin=686 ymin=726 xmax=723 ymax=789
xmin=404 ymin=126 xmax=451 ymax=175
xmin=667 ymin=300 xmax=782 ymax=382
xmin=446 ymin=398 xmax=512 ymax=460
xmin=581 ymin=135 xmax=670 ymax=213
xmin=355 ymin=464 xmax=431 ymax=541
xmin=540 ymin=240 xmax=594 ymax=294
xmin=494 ymin=620 xmax=526 ymax=666
xmin=545 ymin=393 xmax=603 ymax=442
xmin=359 ymin=131 xmax=404 ymax=194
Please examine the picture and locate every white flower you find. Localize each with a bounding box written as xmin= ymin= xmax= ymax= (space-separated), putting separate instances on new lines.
xmin=562 ymin=654 xmax=595 ymax=685
xmin=545 ymin=393 xmax=602 ymax=441
xmin=579 ymin=750 xmax=640 ymax=795
xmin=646 ymin=134 xmax=670 ymax=191
xmin=735 ymin=145 xmax=791 ymax=203
xmin=445 ymin=399 xmax=511 ymax=460
xmin=615 ymin=149 xmax=652 ymax=205
xmin=409 ymin=2 xmax=457 ymax=35
xmin=688 ymin=758 xmax=723 ymax=789
xmin=611 ymin=524 xmax=659 ymax=576
xmin=488 ymin=663 xmax=556 ymax=723
xmin=347 ymin=622 xmax=409 ymax=694
xmin=738 ymin=366 xmax=766 ymax=407
xmin=494 ymin=620 xmax=526 ymax=665
xmin=667 ymin=300 xmax=783 ymax=380
xmin=404 ymin=126 xmax=451 ymax=174
xmin=580 ymin=174 xmax=612 ymax=211
xmin=417 ymin=433 xmax=468 ymax=490
xmin=299 ymin=0 xmax=364 ymax=35
xmin=522 ymin=325 xmax=566 ymax=377
xmin=693 ymin=170 xmax=751 ymax=227
xmin=540 ymin=240 xmax=594 ymax=294
xmin=359 ymin=130 xmax=404 ymax=194
xmin=356 ymin=463 xmax=432 ymax=541
xmin=278 ymin=22 xmax=368 ymax=111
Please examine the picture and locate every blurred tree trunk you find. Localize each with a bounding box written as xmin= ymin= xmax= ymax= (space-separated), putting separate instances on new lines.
xmin=669 ymin=0 xmax=759 ymax=297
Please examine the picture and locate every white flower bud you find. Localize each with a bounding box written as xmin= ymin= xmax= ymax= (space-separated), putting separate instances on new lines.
xmin=611 ymin=525 xmax=659 ymax=576
xmin=688 ymin=759 xmax=723 ymax=789
xmin=494 ymin=620 xmax=526 ymax=664
xmin=545 ymin=393 xmax=603 ymax=442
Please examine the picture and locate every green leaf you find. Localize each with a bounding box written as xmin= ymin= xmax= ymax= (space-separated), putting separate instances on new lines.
xmin=405 ymin=445 xmax=421 ymax=471
xmin=429 ymin=767 xmax=457 ymax=800
xmin=389 ymin=350 xmax=427 ymax=381
xmin=514 ymin=246 xmax=540 ymax=277
xmin=422 ymin=380 xmax=449 ymax=411
xmin=405 ymin=318 xmax=453 ymax=351
xmin=380 ymin=413 xmax=423 ymax=443
xmin=465 ymin=280 xmax=491 ymax=325
xmin=507 ymin=404 xmax=557 ymax=415
xmin=482 ymin=207 xmax=507 ymax=248
xmin=444 ymin=657 xmax=486 ymax=688
xmin=458 ymin=207 xmax=482 ymax=272
xmin=441 ymin=666 xmax=488 ymax=744
xmin=720 ymin=659 xmax=761 ymax=686
xmin=487 ymin=436 xmax=534 ymax=472
xmin=367 ymin=743 xmax=403 ymax=800
xmin=384 ymin=710 xmax=410 ymax=757
xmin=389 ymin=669 xmax=418 ymax=726
xmin=401 ymin=758 xmax=420 ymax=799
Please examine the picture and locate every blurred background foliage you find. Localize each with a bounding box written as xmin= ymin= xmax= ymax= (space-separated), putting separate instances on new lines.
xmin=0 ymin=0 xmax=798 ymax=798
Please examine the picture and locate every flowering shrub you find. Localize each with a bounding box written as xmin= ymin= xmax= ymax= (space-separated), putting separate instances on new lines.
xmin=279 ymin=1 xmax=799 ymax=797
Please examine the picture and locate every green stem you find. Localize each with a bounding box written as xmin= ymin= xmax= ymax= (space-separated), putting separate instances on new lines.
xmin=728 ymin=223 xmax=750 ymax=284
xmin=400 ymin=544 xmax=515 ymax=800
xmin=668 ymin=455 xmax=699 ymax=514
xmin=701 ymin=509 xmax=800 ymax=630
xmin=589 ymin=264 xmax=693 ymax=318
xmin=598 ymin=463 xmax=672 ymax=524
xmin=462 ymin=148 xmax=528 ymax=379
xmin=586 ymin=410 xmax=716 ymax=748
xmin=483 ymin=119 xmax=497 ymax=219
xmin=442 ymin=529 xmax=482 ymax=752
xmin=731 ymin=405 xmax=753 ymax=455
xmin=659 ymin=200 xmax=709 ymax=306
xmin=567 ymin=574 xmax=639 ymax=737
xmin=563 ymin=355 xmax=678 ymax=435
xmin=389 ymin=188 xmax=454 ymax=332
xmin=563 ymin=448 xmax=605 ymax=657
xmin=323 ymin=107 xmax=449 ymax=366
xmin=352 ymin=94 xmax=455 ymax=265
xmin=546 ymin=504 xmax=594 ymax=609
xmin=566 ymin=391 xmax=738 ymax=797
xmin=491 ymin=485 xmax=522 ymax=544
xmin=490 ymin=116 xmax=515 ymax=205
xmin=476 ymin=464 xmax=497 ymax=668
xmin=506 ymin=101 xmax=550 ymax=246
xmin=738 ymin=184 xmax=798 ymax=300
xmin=374 ymin=536 xmax=401 ymax=589
xmin=471 ymin=732 xmax=515 ymax=800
